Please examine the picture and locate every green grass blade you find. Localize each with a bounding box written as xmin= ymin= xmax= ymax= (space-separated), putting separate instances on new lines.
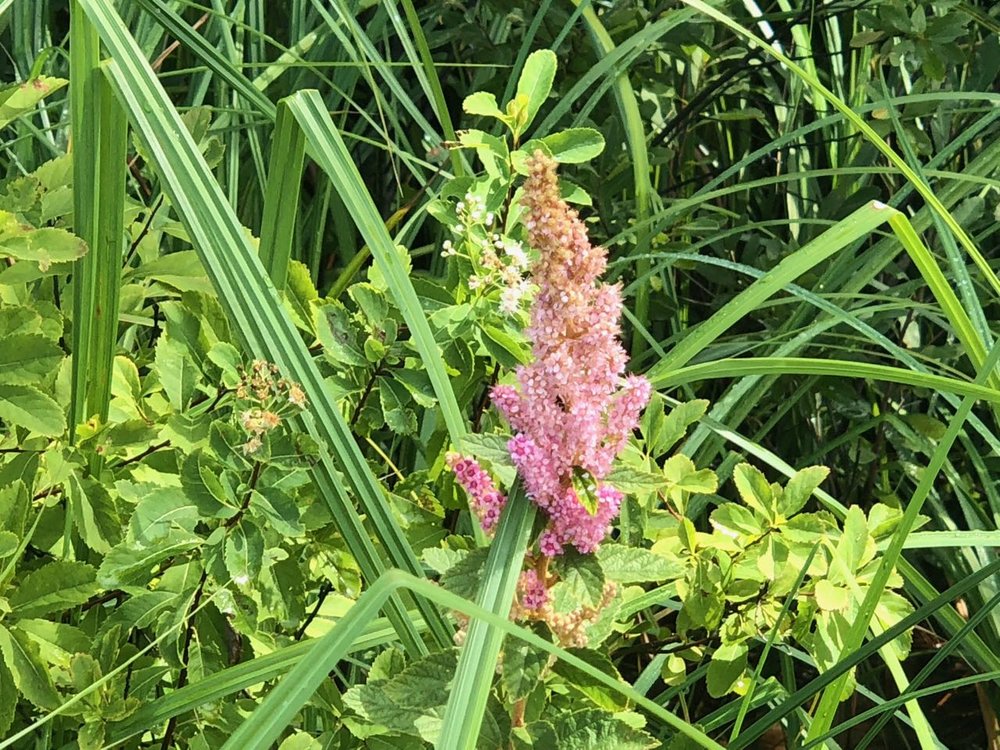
xmin=107 ymin=612 xmax=426 ymax=745
xmin=438 ymin=484 xmax=535 ymax=749
xmin=223 ymin=569 xmax=726 ymax=750
xmin=259 ymin=100 xmax=305 ymax=290
xmin=647 ymin=201 xmax=895 ymax=382
xmin=78 ymin=0 xmax=450 ymax=654
xmin=653 ymin=357 xmax=1000 ymax=405
xmin=282 ymin=90 xmax=467 ymax=441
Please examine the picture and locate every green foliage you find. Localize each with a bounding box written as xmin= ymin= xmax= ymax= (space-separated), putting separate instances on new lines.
xmin=0 ymin=0 xmax=997 ymax=748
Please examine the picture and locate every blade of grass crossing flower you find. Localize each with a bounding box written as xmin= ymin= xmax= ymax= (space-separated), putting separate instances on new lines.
xmin=438 ymin=484 xmax=535 ymax=750
xmin=259 ymin=101 xmax=305 ymax=290
xmin=77 ymin=0 xmax=450 ymax=653
xmin=223 ymin=569 xmax=726 ymax=750
xmin=283 ymin=90 xmax=467 ymax=441
xmin=805 ymin=338 xmax=1000 ymax=745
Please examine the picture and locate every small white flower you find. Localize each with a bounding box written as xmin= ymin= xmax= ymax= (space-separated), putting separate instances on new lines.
xmin=500 ymin=285 xmax=523 ymax=315
xmin=468 ymin=275 xmax=483 ymax=290
xmin=485 ymin=212 xmax=495 ymax=227
xmin=456 ymin=201 xmax=465 ymax=212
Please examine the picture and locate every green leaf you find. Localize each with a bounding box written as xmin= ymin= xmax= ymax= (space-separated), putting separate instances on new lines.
xmin=457 ymin=433 xmax=515 ymax=486
xmin=710 ymin=503 xmax=763 ymax=540
xmin=648 ymin=398 xmax=708 ymax=456
xmin=154 ymin=335 xmax=200 ymax=410
xmin=0 ymin=333 xmax=63 ymax=384
xmin=541 ymin=128 xmax=605 ymax=163
xmin=98 ymin=533 xmax=202 ymax=588
xmin=439 ymin=548 xmax=489 ymax=601
xmin=733 ymin=464 xmax=774 ymax=520
xmin=779 ymin=466 xmax=829 ymax=517
xmin=0 ymin=531 xmax=17 ymax=559
xmin=502 ymin=636 xmax=547 ymax=701
xmin=514 ymin=49 xmax=557 ymax=134
xmin=571 ymin=467 xmax=601 ymax=517
xmin=225 ymin=520 xmax=265 ymax=587
xmin=129 ymin=488 xmax=199 ymax=543
xmin=0 ymin=383 xmax=65 ymax=436
xmin=706 ymin=641 xmax=749 ymax=698
xmin=0 ymin=657 xmax=15 ymax=737
xmin=0 ymin=625 xmax=61 ymax=710
xmin=69 ymin=472 xmax=122 ymax=554
xmin=552 ymin=551 xmax=605 ymax=610
xmin=596 ymin=545 xmax=683 ymax=583
xmin=0 ymin=76 xmax=69 ymax=129
xmin=250 ymin=488 xmax=303 ymax=538
xmin=9 ymin=561 xmax=98 ymax=618
xmin=547 ymin=708 xmax=658 ymax=750
xmin=0 ymin=226 xmax=87 ymax=272
xmin=815 ymin=579 xmax=850 ymax=612
xmin=551 ymin=649 xmax=628 ymax=711
xmin=462 ymin=91 xmax=505 ymax=120
xmin=378 ymin=376 xmax=418 ymax=435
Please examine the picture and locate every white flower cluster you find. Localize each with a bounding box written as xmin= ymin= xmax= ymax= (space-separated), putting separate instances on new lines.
xmin=441 ymin=192 xmax=532 ymax=316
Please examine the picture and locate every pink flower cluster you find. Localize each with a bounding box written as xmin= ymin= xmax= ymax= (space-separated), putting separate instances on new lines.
xmin=446 ymin=453 xmax=506 ymax=533
xmin=491 ymin=152 xmax=651 ymax=556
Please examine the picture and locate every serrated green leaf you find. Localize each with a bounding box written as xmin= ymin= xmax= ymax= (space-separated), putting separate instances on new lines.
xmin=0 ymin=624 xmax=61 ymax=709
xmin=551 ymin=649 xmax=628 ymax=711
xmin=502 ymin=636 xmax=548 ymax=701
xmin=0 ymin=656 xmax=15 ymax=737
xmin=154 ymin=335 xmax=200 ymax=410
xmin=548 ymin=708 xmax=658 ymax=750
xmin=0 ymin=76 xmax=68 ymax=129
xmin=9 ymin=561 xmax=98 ymax=618
xmin=0 ymin=383 xmax=65 ymax=436
xmin=69 ymin=472 xmax=121 ymax=554
xmin=710 ymin=503 xmax=762 ymax=540
xmin=0 ymin=531 xmax=17 ymax=558
xmin=0 ymin=333 xmax=63 ymax=384
xmin=97 ymin=532 xmax=202 ymax=588
xmin=552 ymin=551 xmax=605 ymax=610
xmin=779 ymin=466 xmax=829 ymax=517
xmin=250 ymin=487 xmax=303 ymax=537
xmin=733 ymin=464 xmax=774 ymax=520
xmin=815 ymin=579 xmax=850 ymax=611
xmin=596 ymin=545 xmax=682 ymax=583
xmin=129 ymin=488 xmax=199 ymax=543
xmin=439 ymin=548 xmax=489 ymax=602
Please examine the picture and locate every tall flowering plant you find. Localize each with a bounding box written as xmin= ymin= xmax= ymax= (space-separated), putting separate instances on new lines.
xmin=447 ymin=151 xmax=650 ymax=643
xmin=493 ymin=152 xmax=650 ymax=555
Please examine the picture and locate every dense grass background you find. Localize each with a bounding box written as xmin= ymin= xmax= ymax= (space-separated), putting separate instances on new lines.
xmin=1 ymin=0 xmax=999 ymax=747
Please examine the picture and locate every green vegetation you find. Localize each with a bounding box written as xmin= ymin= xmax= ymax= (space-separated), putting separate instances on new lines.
xmin=0 ymin=1 xmax=998 ymax=748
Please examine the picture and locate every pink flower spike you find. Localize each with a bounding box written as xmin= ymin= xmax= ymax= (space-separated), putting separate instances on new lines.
xmin=491 ymin=152 xmax=651 ymax=556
